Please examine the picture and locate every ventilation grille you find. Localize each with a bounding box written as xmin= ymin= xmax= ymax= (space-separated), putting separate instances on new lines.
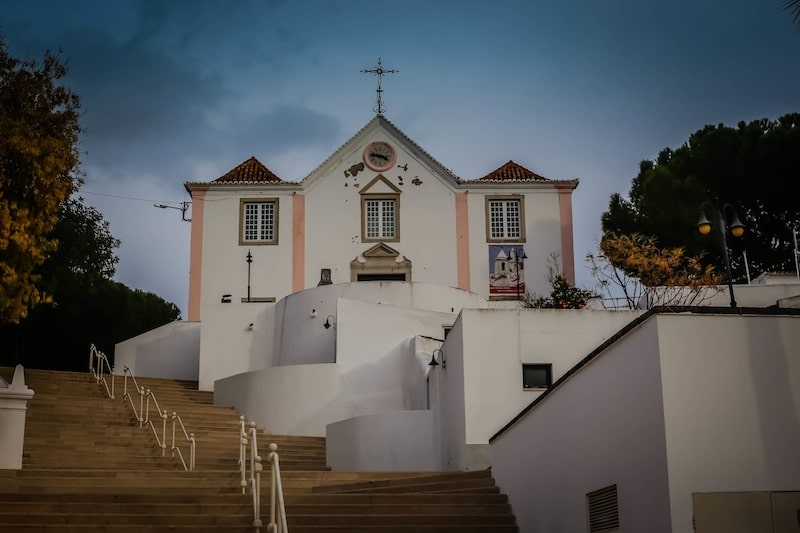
xmin=587 ymin=484 xmax=619 ymax=532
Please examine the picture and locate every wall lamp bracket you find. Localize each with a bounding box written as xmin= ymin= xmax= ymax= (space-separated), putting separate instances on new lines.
xmin=428 ymin=348 xmax=445 ymax=370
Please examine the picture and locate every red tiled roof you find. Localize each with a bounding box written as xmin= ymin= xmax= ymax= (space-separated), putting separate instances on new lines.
xmin=476 ymin=160 xmax=550 ymax=182
xmin=213 ymin=157 xmax=283 ymax=183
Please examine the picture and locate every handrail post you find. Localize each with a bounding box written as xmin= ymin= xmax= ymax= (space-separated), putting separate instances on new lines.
xmin=161 ymin=410 xmax=168 ymax=457
xmin=239 ymin=416 xmax=247 ymax=495
xmin=89 ymin=344 xmax=96 ymax=377
xmin=144 ymin=390 xmax=151 ymax=427
xmin=270 ymin=448 xmax=276 ymax=531
xmin=171 ymin=413 xmax=177 ymax=458
xmin=190 ymin=433 xmax=195 ymax=471
xmin=139 ymin=388 xmax=145 ymax=427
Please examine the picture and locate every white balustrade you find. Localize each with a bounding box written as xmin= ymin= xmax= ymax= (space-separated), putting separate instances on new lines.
xmin=89 ymin=344 xmax=115 ymax=399
xmin=239 ymin=417 xmax=288 ymax=532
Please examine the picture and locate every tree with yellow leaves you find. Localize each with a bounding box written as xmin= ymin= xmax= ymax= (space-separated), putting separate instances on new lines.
xmin=0 ymin=36 xmax=81 ymax=323
xmin=586 ymin=232 xmax=723 ymax=309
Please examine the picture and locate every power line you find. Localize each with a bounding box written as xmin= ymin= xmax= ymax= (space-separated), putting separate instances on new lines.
xmin=80 ymin=190 xmax=183 ymax=205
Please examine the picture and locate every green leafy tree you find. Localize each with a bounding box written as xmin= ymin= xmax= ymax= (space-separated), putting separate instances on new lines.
xmin=0 ymin=196 xmax=180 ymax=370
xmin=785 ymin=0 xmax=800 ymax=28
xmin=602 ymin=115 xmax=800 ymax=282
xmin=0 ymin=36 xmax=81 ymax=324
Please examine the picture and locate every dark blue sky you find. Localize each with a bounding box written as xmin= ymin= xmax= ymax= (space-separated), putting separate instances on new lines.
xmin=2 ymin=0 xmax=799 ymax=315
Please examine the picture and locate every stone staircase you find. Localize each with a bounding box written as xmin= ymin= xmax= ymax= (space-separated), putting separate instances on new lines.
xmin=0 ymin=367 xmax=518 ymax=531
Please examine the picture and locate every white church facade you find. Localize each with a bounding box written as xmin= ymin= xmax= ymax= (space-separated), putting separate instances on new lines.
xmin=179 ymin=115 xmax=581 ymax=391
xmin=115 ymin=114 xmax=609 ymax=471
xmin=109 ymin=112 xmax=800 ymax=529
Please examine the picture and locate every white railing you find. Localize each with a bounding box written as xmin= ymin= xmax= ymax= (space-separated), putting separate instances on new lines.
xmin=172 ymin=412 xmax=196 ymax=471
xmin=88 ymin=344 xmax=115 ymax=398
xmin=239 ymin=417 xmax=288 ymax=532
xmin=267 ymin=442 xmax=288 ymax=533
xmin=122 ymin=365 xmax=196 ymax=471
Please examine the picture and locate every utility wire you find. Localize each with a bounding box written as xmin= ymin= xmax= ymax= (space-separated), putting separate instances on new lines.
xmin=80 ymin=190 xmax=184 ymax=206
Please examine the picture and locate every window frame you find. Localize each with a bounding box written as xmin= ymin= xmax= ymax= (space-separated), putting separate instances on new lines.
xmin=239 ymin=198 xmax=279 ymax=245
xmin=361 ymin=193 xmax=400 ymax=243
xmin=522 ymin=363 xmax=552 ymax=389
xmin=485 ymin=195 xmax=526 ymax=243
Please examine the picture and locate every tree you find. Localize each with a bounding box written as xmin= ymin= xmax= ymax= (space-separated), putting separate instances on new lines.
xmin=0 ymin=36 xmax=81 ymax=323
xmin=785 ymin=0 xmax=800 ymax=28
xmin=602 ymin=115 xmax=800 ymax=282
xmin=0 ymin=196 xmax=180 ymax=371
xmin=523 ymin=253 xmax=596 ymax=309
xmin=586 ymin=233 xmax=723 ymax=309
xmin=38 ymin=198 xmax=120 ymax=293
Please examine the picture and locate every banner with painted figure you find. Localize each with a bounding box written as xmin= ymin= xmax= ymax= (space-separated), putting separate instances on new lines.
xmin=489 ymin=245 xmax=526 ymax=296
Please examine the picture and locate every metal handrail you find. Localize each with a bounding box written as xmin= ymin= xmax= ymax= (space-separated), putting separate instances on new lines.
xmin=121 ymin=365 xmax=196 ymax=471
xmin=239 ymin=417 xmax=262 ymax=530
xmin=123 ymin=366 xmax=145 ymax=427
xmin=88 ymin=344 xmax=115 ymax=399
xmin=267 ymin=443 xmax=288 ymax=533
xmin=249 ymin=426 xmax=264 ymax=532
xmin=240 ymin=417 xmax=287 ymax=532
xmin=172 ymin=412 xmax=196 ymax=471
xmin=145 ymin=389 xmax=168 ymax=456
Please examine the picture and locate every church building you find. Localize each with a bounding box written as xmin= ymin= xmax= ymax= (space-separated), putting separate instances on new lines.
xmin=113 ymin=102 xmax=800 ymax=532
xmin=185 ymin=114 xmax=578 ymax=321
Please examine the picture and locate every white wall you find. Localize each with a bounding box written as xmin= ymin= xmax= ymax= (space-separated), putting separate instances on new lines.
xmin=490 ymin=317 xmax=673 ymax=533
xmin=272 ymin=282 xmax=480 ymax=367
xmin=639 ymin=283 xmax=800 ymax=309
xmin=708 ymin=284 xmax=800 ymax=307
xmin=214 ymin=290 xmax=456 ymax=436
xmin=460 ymin=309 xmax=644 ymax=449
xmin=113 ymin=321 xmax=200 ymax=381
xmin=466 ymin=187 xmax=564 ymax=300
xmin=404 ymin=335 xmax=441 ymax=411
xmin=198 ymin=301 xmax=274 ymax=390
xmin=304 ymin=125 xmax=460 ymax=290
xmin=199 ymin=187 xmax=296 ymax=319
xmin=335 ymin=298 xmax=454 ymax=412
xmin=657 ymin=313 xmax=800 ymax=533
xmin=435 ymin=314 xmax=467 ymax=471
xmin=214 ymin=364 xmax=346 ymax=437
xmin=326 ymin=410 xmax=438 ymax=471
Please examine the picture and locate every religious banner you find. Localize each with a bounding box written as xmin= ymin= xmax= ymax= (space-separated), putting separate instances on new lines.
xmin=489 ymin=245 xmax=526 ymax=296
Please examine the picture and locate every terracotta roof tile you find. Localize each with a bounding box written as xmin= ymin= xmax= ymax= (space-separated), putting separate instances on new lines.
xmin=476 ymin=160 xmax=550 ymax=182
xmin=214 ymin=157 xmax=283 ymax=183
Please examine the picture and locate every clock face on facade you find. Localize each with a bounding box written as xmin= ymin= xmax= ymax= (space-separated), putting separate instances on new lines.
xmin=363 ymin=141 xmax=397 ymax=172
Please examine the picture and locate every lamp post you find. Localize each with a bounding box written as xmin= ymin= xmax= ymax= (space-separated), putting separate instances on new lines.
xmin=245 ymin=250 xmax=253 ymax=303
xmin=511 ymin=247 xmax=527 ymax=301
xmin=697 ymin=203 xmax=745 ymax=307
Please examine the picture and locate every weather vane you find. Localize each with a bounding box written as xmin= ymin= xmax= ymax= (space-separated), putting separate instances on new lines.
xmin=361 ymin=57 xmax=398 ymax=115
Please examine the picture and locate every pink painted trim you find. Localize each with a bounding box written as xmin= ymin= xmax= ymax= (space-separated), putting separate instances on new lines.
xmin=558 ymin=189 xmax=575 ymax=285
xmin=187 ymin=189 xmax=206 ymax=321
xmin=455 ymin=192 xmax=471 ymax=291
xmin=292 ymin=194 xmax=306 ymax=293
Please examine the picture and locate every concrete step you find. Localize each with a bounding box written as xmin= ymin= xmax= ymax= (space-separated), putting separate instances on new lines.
xmin=2 ymin=367 xmax=518 ymax=532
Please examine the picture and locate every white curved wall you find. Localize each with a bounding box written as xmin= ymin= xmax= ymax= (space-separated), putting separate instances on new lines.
xmin=114 ymin=320 xmax=200 ymax=381
xmin=273 ymin=281 xmax=485 ymax=367
xmin=326 ymin=410 xmax=438 ymax=471
xmin=214 ymin=364 xmax=346 ymax=437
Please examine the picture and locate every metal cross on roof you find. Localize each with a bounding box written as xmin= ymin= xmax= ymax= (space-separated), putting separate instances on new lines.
xmin=361 ymin=57 xmax=398 ymax=116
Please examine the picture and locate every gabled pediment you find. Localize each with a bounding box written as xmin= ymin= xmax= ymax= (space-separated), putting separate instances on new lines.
xmin=300 ymin=115 xmax=462 ymax=191
xmin=360 ymin=175 xmax=402 ymax=195
xmin=362 ymin=242 xmax=400 ymax=258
